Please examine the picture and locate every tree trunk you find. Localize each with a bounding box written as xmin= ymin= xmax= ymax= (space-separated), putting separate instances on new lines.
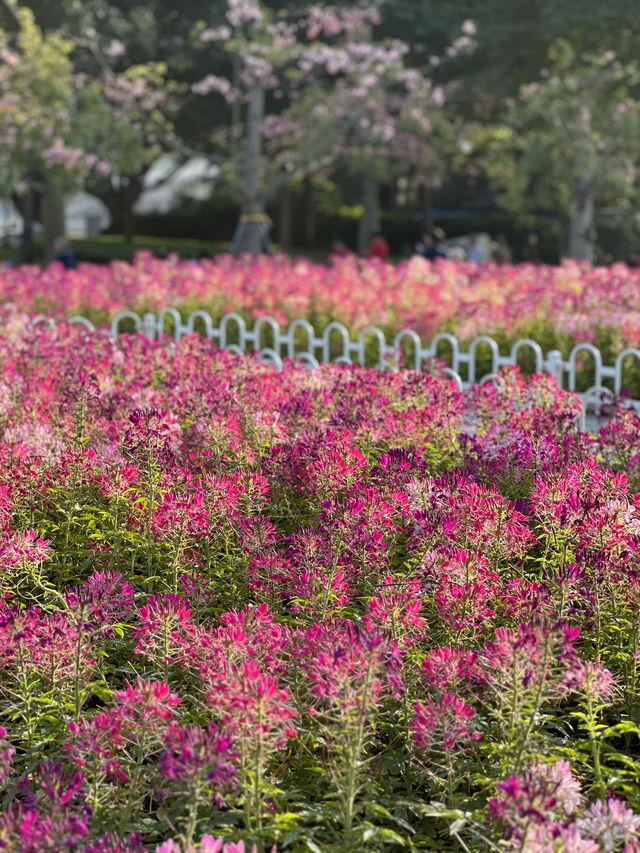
xmin=14 ymin=181 xmax=36 ymax=264
xmin=358 ymin=159 xmax=380 ymax=255
xmin=93 ymin=174 xmax=144 ymax=243
xmin=278 ymin=181 xmax=292 ymax=251
xmin=303 ymin=175 xmax=316 ymax=248
xmin=421 ymin=183 xmax=433 ymax=232
xmin=41 ymin=180 xmax=66 ymax=264
xmin=235 ymin=84 xmax=268 ymax=256
xmin=122 ymin=176 xmax=142 ymax=243
xmin=123 ymin=203 xmax=137 ymax=244
xmin=568 ymin=179 xmax=596 ymax=260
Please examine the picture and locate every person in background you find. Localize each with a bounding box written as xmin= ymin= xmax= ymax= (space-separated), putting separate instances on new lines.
xmin=466 ymin=233 xmax=484 ymax=262
xmin=331 ymin=239 xmax=354 ymax=258
xmin=367 ymin=232 xmax=390 ymax=260
xmin=415 ymin=231 xmax=445 ymax=260
xmin=53 ymin=236 xmax=77 ymax=270
xmin=491 ymin=234 xmax=511 ymax=264
xmin=521 ymin=232 xmax=541 ymax=263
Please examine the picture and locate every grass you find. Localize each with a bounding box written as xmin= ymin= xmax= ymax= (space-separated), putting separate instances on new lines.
xmin=71 ymin=235 xmax=228 ymax=263
xmin=0 ymin=235 xmax=227 ymax=266
xmin=0 ymin=235 xmax=335 ymax=265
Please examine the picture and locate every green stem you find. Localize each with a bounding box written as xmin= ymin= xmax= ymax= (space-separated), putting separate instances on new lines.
xmin=342 ymin=651 xmax=374 ymax=849
xmin=512 ymin=638 xmax=550 ymax=775
xmin=253 ymin=703 xmax=264 ymax=834
xmin=17 ymin=643 xmax=35 ymax=745
xmin=184 ymin=776 xmax=203 ymax=847
xmin=241 ymin=745 xmax=252 ymax=832
xmin=73 ymin=621 xmax=85 ymax=721
xmin=585 ymin=688 xmax=605 ymax=797
xmin=120 ymin=752 xmax=146 ymax=833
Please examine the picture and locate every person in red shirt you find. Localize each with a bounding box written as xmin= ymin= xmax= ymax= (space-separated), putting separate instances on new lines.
xmin=367 ymin=232 xmax=390 ymax=260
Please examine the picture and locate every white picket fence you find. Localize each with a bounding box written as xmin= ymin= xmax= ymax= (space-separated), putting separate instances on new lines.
xmin=31 ymin=307 xmax=640 ymax=422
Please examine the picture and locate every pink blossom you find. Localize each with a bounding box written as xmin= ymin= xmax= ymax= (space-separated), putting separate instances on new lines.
xmin=106 ymin=39 xmax=126 ymax=58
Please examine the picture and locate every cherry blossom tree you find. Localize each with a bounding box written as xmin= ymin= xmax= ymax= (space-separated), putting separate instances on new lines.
xmin=283 ymin=24 xmax=472 ymax=252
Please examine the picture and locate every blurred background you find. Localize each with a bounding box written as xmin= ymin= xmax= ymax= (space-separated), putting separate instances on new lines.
xmin=1 ymin=0 xmax=639 ymax=266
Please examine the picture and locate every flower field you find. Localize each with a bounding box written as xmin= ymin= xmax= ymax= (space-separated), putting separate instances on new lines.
xmin=3 ymin=254 xmax=640 ymax=355
xmin=1 ymin=313 xmax=640 ymax=853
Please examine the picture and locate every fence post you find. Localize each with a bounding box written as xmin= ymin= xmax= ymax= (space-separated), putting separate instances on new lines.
xmin=544 ymin=349 xmax=564 ymax=386
xmin=141 ymin=312 xmax=157 ymax=340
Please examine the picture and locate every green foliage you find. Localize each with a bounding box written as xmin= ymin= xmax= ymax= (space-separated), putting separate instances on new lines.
xmin=0 ymin=6 xmax=76 ymax=186
xmin=470 ymin=45 xmax=640 ymax=254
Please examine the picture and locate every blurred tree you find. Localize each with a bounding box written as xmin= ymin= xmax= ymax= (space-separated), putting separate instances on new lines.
xmin=0 ymin=4 xmax=82 ymax=260
xmin=476 ymin=44 xmax=640 ymax=259
xmin=408 ymin=0 xmax=639 ymax=100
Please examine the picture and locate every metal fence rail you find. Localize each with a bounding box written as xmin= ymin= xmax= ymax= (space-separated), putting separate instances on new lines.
xmin=31 ymin=308 xmax=640 ymax=420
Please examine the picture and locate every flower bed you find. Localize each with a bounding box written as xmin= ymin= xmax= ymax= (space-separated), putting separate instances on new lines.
xmin=3 ymin=253 xmax=640 ymax=356
xmin=1 ymin=321 xmax=640 ymax=851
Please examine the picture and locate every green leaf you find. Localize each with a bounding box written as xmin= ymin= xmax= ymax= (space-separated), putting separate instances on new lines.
xmin=601 ymin=721 xmax=640 ymax=739
xmin=376 ymin=828 xmax=407 ymax=845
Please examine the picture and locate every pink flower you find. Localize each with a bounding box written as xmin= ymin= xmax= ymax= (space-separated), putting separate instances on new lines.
xmin=556 ymin=659 xmax=617 ymax=701
xmin=420 ymin=646 xmax=483 ymax=691
xmin=0 ymin=529 xmax=53 ymax=568
xmin=106 ymin=39 xmax=126 ymax=58
xmin=0 ymin=725 xmax=14 ymax=781
xmin=578 ymin=799 xmax=640 ymax=851
xmin=65 ymin=570 xmax=135 ymax=633
xmin=489 ymin=760 xmax=583 ymax=828
xmin=207 ymin=659 xmax=297 ymax=750
xmin=156 ymin=836 xmax=271 ymax=853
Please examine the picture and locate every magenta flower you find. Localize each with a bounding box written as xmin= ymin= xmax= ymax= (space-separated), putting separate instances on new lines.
xmin=412 ymin=693 xmax=481 ymax=753
xmin=79 ymin=833 xmax=147 ymax=852
xmin=156 ymin=837 xmax=272 ymax=853
xmin=0 ymin=761 xmax=90 ymax=852
xmin=158 ymin=721 xmax=237 ymax=791
xmin=113 ymin=679 xmax=181 ymax=721
xmin=133 ymin=594 xmax=193 ymax=663
xmin=491 ymin=760 xmax=583 ymax=821
xmin=65 ymin=570 xmax=135 ymax=633
xmin=207 ymin=659 xmax=297 ymax=750
xmin=0 ymin=529 xmax=53 ymax=570
xmin=420 ymin=646 xmax=483 ymax=692
xmin=0 ymin=725 xmax=15 ymax=782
